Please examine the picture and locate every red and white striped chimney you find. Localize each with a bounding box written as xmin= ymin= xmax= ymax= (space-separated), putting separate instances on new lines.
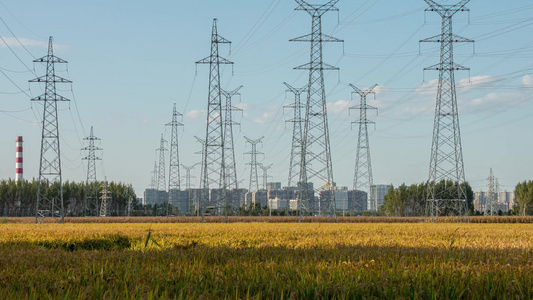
xmin=15 ymin=136 xmax=23 ymax=182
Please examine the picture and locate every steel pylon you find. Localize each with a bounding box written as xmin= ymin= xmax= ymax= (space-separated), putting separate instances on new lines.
xmin=156 ymin=134 xmax=168 ymax=206
xmin=485 ymin=168 xmax=498 ymax=216
xmin=196 ymin=19 xmax=233 ymax=222
xmin=292 ymin=0 xmax=342 ymax=220
xmin=221 ymin=86 xmax=243 ymax=210
xmin=244 ymin=136 xmax=264 ymax=192
xmin=82 ymin=126 xmax=102 ymax=216
xmin=30 ymin=36 xmax=72 ymax=224
xmin=284 ymin=82 xmax=306 ymax=188
xmin=99 ymin=179 xmax=111 ymax=217
xmin=349 ymin=84 xmax=378 ymax=212
xmin=420 ymin=0 xmax=473 ymax=221
xmin=166 ymin=103 xmax=184 ymax=215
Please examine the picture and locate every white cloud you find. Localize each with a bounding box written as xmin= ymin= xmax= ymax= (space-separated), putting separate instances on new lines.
xmin=458 ymin=75 xmax=494 ymax=91
xmin=415 ymin=79 xmax=439 ymax=95
xmin=253 ymin=111 xmax=274 ymax=124
xmin=235 ymin=102 xmax=252 ymax=110
xmin=522 ymin=74 xmax=533 ymax=86
xmin=0 ymin=37 xmax=66 ymax=51
xmin=327 ymin=99 xmax=353 ymax=115
xmin=185 ymin=109 xmax=206 ymax=119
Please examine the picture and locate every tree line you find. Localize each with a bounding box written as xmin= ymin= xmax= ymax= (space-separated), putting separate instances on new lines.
xmin=0 ymin=179 xmax=137 ymax=217
xmin=378 ymin=181 xmax=474 ymax=217
xmin=514 ymin=181 xmax=533 ymax=216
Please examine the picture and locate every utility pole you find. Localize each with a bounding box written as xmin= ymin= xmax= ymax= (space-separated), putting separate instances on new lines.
xmin=244 ymin=136 xmax=264 ymax=192
xmin=349 ymin=84 xmax=378 ymax=212
xmin=82 ymin=126 xmax=102 ymax=216
xmin=284 ymin=82 xmax=306 ymax=188
xmin=221 ymin=86 xmax=243 ymax=209
xmin=30 ymin=36 xmax=72 ymax=224
xmin=292 ymin=0 xmax=342 ymax=221
xmin=166 ymin=104 xmax=184 ymax=216
xmin=421 ymin=0 xmax=473 ymax=221
xmin=196 ymin=19 xmax=233 ymax=223
xmin=156 ymin=134 xmax=168 ymax=211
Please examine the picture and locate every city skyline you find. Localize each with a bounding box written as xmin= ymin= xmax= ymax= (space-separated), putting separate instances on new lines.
xmin=0 ymin=0 xmax=532 ymax=197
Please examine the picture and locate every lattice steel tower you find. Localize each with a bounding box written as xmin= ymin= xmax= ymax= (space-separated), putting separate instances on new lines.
xmin=421 ymin=0 xmax=473 ymax=221
xmin=244 ymin=136 xmax=264 ymax=192
xmin=30 ymin=37 xmax=72 ymax=223
xmin=82 ymin=126 xmax=101 ymax=216
xmin=284 ymin=82 xmax=306 ymax=188
xmin=221 ymin=86 xmax=243 ymax=192
xmin=485 ymin=168 xmax=498 ymax=216
xmin=196 ymin=19 xmax=233 ymax=221
xmin=166 ymin=103 xmax=183 ymax=215
xmin=99 ymin=179 xmax=111 ymax=217
xmin=349 ymin=84 xmax=378 ymax=211
xmin=260 ymin=164 xmax=273 ymax=190
xmin=292 ymin=0 xmax=342 ymax=218
xmin=181 ymin=164 xmax=198 ymax=191
xmin=156 ymin=134 xmax=168 ymax=205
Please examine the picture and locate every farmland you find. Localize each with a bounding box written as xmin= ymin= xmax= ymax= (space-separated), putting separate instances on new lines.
xmin=1 ymin=222 xmax=532 ymax=299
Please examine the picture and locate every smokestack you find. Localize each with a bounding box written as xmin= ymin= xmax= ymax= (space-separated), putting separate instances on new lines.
xmin=16 ymin=136 xmax=23 ymax=182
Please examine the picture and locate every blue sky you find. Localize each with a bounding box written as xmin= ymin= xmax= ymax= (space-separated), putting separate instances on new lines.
xmin=0 ymin=0 xmax=532 ymax=197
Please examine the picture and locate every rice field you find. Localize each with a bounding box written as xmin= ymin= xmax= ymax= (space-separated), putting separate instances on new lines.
xmin=1 ymin=222 xmax=532 ymax=299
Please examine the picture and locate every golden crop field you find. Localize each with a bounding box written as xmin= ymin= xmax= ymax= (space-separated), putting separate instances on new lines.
xmin=1 ymin=222 xmax=532 ymax=299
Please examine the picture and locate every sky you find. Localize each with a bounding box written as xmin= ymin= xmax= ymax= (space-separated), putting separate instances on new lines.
xmin=0 ymin=0 xmax=532 ymax=198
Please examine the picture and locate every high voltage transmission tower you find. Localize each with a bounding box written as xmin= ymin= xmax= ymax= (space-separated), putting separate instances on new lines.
xmin=349 ymin=84 xmax=378 ymax=212
xmin=150 ymin=161 xmax=158 ymax=190
xmin=486 ymin=168 xmax=499 ymax=216
xmin=221 ymin=86 xmax=243 ymax=192
xmin=284 ymin=82 xmax=306 ymax=188
xmin=99 ymin=179 xmax=111 ymax=217
xmin=196 ymin=19 xmax=233 ymax=222
xmin=260 ymin=164 xmax=273 ymax=190
xmin=244 ymin=136 xmax=264 ymax=192
xmin=166 ymin=103 xmax=183 ymax=216
xmin=82 ymin=126 xmax=102 ymax=216
xmin=156 ymin=134 xmax=168 ymax=206
xmin=421 ymin=0 xmax=474 ymax=221
xmin=181 ymin=164 xmax=198 ymax=191
xmin=292 ymin=0 xmax=342 ymax=220
xmin=30 ymin=37 xmax=72 ymax=224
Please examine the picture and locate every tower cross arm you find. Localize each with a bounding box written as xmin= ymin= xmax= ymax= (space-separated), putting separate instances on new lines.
xmin=29 ymin=75 xmax=72 ymax=83
xmin=221 ymin=85 xmax=243 ymax=98
xmin=420 ymin=34 xmax=474 ymax=43
xmin=424 ymin=0 xmax=469 ymax=15
xmin=424 ymin=62 xmax=469 ymax=71
xmin=33 ymin=55 xmax=68 ymax=64
xmin=214 ymin=34 xmax=231 ymax=44
xmin=294 ymin=62 xmax=338 ymax=70
xmin=349 ymin=84 xmax=378 ymax=96
xmin=295 ymin=0 xmax=339 ymax=15
xmin=195 ymin=56 xmax=234 ymax=65
xmin=290 ymin=33 xmax=343 ymax=43
xmin=30 ymin=94 xmax=70 ymax=102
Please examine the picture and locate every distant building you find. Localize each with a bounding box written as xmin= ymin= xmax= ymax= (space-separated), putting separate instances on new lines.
xmin=266 ymin=182 xmax=282 ymax=191
xmin=348 ymin=190 xmax=368 ymax=212
xmin=476 ymin=190 xmax=515 ymax=213
xmin=144 ymin=188 xmax=158 ymax=205
xmin=371 ymin=184 xmax=391 ymax=211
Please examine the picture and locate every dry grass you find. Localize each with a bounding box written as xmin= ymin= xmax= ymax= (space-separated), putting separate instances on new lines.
xmin=5 ymin=215 xmax=533 ymax=224
xmin=1 ymin=222 xmax=532 ymax=298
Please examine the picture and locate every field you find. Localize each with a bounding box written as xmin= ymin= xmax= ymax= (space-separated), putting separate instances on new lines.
xmin=1 ymin=222 xmax=532 ymax=299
